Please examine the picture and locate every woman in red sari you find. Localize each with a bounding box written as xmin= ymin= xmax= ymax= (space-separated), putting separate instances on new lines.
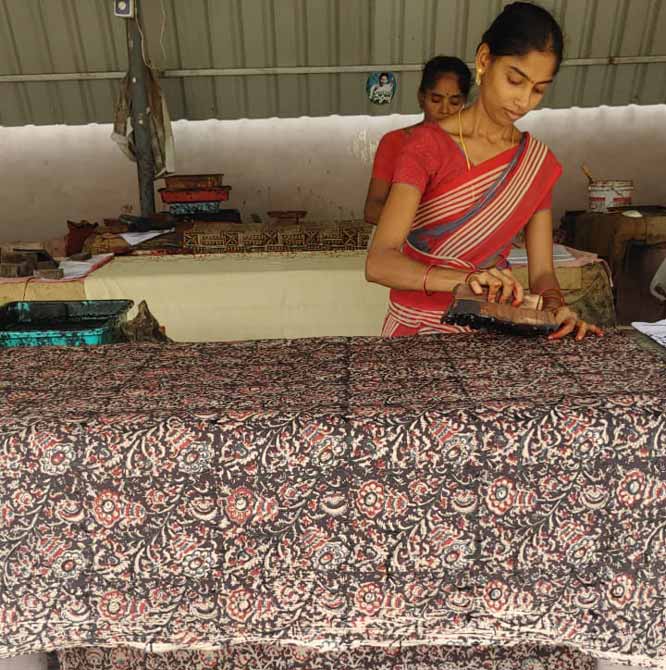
xmin=366 ymin=2 xmax=602 ymax=341
xmin=364 ymin=56 xmax=471 ymax=226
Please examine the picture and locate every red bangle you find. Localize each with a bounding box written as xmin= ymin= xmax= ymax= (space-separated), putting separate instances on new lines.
xmin=539 ymin=287 xmax=564 ymax=296
xmin=539 ymin=287 xmax=566 ymax=310
xmin=423 ymin=264 xmax=436 ymax=296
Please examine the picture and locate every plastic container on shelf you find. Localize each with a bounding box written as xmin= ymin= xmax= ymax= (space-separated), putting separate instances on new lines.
xmin=588 ymin=180 xmax=634 ymax=212
xmin=164 ymin=174 xmax=224 ymax=189
xmin=159 ymin=187 xmax=231 ymax=204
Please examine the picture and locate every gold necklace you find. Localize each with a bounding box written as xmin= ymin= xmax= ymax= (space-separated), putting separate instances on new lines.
xmin=458 ymin=108 xmax=472 ymax=171
xmin=458 ymin=107 xmax=518 ymax=172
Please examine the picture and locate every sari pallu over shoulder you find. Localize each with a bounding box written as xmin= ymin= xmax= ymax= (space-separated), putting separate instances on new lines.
xmin=382 ymin=132 xmax=562 ymax=337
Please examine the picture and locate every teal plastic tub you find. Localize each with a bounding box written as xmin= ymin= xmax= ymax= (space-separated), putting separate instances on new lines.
xmin=0 ymin=300 xmax=134 ymax=347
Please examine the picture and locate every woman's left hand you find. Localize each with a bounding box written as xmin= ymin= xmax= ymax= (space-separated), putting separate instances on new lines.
xmin=548 ymin=306 xmax=604 ymax=341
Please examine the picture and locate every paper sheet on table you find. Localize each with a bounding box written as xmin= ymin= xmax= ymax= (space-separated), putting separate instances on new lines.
xmin=508 ymin=244 xmax=575 ymax=266
xmin=119 ymin=229 xmax=175 ymax=246
xmin=631 ymin=318 xmax=666 ymax=349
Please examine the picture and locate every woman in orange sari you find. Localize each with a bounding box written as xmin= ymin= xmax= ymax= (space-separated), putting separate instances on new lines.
xmin=366 ymin=1 xmax=602 ymax=341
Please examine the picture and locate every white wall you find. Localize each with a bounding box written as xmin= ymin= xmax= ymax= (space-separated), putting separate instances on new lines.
xmin=1 ymin=105 xmax=665 ymax=243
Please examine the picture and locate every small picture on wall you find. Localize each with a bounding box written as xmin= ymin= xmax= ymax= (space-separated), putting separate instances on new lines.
xmin=366 ymin=71 xmax=397 ymax=105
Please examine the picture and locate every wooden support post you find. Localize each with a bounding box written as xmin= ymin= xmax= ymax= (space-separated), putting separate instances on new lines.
xmin=126 ymin=1 xmax=156 ymax=217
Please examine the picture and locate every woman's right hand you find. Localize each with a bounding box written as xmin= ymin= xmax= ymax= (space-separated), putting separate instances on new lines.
xmin=466 ymin=268 xmax=524 ymax=306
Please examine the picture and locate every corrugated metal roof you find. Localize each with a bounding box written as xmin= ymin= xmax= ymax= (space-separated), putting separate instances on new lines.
xmin=0 ymin=0 xmax=665 ymax=126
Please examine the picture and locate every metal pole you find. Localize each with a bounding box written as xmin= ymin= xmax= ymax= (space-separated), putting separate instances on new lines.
xmin=4 ymin=55 xmax=666 ymax=84
xmin=127 ymin=1 xmax=155 ymax=217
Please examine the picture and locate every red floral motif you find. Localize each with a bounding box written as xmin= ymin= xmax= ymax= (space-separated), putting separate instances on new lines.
xmin=356 ymin=481 xmax=384 ymax=518
xmin=483 ymin=579 xmax=511 ymax=614
xmin=486 ymin=477 xmax=517 ymax=515
xmin=617 ymin=469 xmax=646 ymax=507
xmin=98 ymin=591 xmax=127 ymax=621
xmin=39 ymin=443 xmax=75 ymax=476
xmin=277 ymin=483 xmax=299 ymax=502
xmin=82 ymin=648 xmax=105 ymax=669
xmin=53 ymin=551 xmax=86 ymax=580
xmin=607 ymin=573 xmax=635 ymax=608
xmin=404 ymin=582 xmax=433 ymax=605
xmin=109 ymin=646 xmax=131 ymax=669
xmin=92 ymin=490 xmax=121 ymax=528
xmin=177 ymin=443 xmax=213 ymax=474
xmin=275 ymin=580 xmax=307 ymax=609
xmin=225 ymin=588 xmax=254 ymax=623
xmin=354 ymin=582 xmax=382 ymax=616
xmin=443 ymin=436 xmax=471 ymax=463
xmin=540 ymin=475 xmax=562 ymax=496
xmin=407 ymin=479 xmax=432 ymax=502
xmin=225 ymin=487 xmax=254 ymax=525
xmin=10 ymin=491 xmax=34 ymax=513
xmin=442 ymin=540 xmax=474 ymax=569
xmin=313 ymin=542 xmax=348 ymax=570
xmin=182 ymin=549 xmax=214 ymax=578
xmin=0 ymin=332 xmax=663 ymax=666
xmin=522 ymin=659 xmax=546 ymax=670
xmin=145 ymin=489 xmax=168 ymax=509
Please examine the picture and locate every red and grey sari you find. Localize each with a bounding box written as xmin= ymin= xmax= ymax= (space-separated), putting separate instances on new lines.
xmin=382 ymin=124 xmax=562 ymax=337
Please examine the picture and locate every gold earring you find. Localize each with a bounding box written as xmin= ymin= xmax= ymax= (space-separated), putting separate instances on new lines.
xmin=475 ymin=71 xmax=482 ymax=86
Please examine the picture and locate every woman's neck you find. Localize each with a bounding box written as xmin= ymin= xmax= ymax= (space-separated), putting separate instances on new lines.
xmin=462 ymin=100 xmax=515 ymax=144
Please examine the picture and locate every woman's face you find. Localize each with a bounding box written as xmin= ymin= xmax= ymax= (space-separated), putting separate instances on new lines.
xmin=418 ymin=73 xmax=465 ymax=123
xmin=477 ymin=46 xmax=557 ymax=126
xmin=379 ymin=74 xmax=389 ymax=86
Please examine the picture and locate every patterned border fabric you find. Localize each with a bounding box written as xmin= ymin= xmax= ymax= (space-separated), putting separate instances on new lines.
xmin=58 ymin=641 xmax=594 ymax=670
xmin=183 ymin=220 xmax=373 ymax=254
xmin=1 ymin=332 xmax=666 ymax=668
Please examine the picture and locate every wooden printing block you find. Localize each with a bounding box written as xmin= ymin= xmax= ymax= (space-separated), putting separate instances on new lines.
xmin=12 ymin=249 xmax=57 ymax=268
xmin=0 ymin=260 xmax=33 ymax=278
xmin=443 ymin=283 xmax=559 ymax=335
xmin=1 ymin=251 xmax=36 ymax=267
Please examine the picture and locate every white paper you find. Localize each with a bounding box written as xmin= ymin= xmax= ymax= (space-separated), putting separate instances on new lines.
xmin=631 ymin=318 xmax=666 ymax=349
xmin=119 ymin=228 xmax=175 ymax=246
xmin=508 ymin=243 xmax=575 ymax=266
xmin=57 ymin=254 xmax=114 ymax=280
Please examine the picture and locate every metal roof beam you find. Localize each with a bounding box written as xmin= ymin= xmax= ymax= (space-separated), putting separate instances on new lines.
xmin=2 ymin=55 xmax=666 ymax=83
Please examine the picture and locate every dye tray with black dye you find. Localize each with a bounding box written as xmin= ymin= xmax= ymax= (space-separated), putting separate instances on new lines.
xmin=443 ymin=285 xmax=559 ymax=336
xmin=0 ymin=300 xmax=134 ymax=347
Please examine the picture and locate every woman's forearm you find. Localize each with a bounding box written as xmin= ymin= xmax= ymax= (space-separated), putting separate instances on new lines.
xmin=366 ymin=247 xmax=466 ymax=292
xmin=367 ymin=182 xmax=466 ymax=292
xmin=529 ymin=270 xmax=559 ymax=295
xmin=364 ymin=199 xmax=383 ymax=225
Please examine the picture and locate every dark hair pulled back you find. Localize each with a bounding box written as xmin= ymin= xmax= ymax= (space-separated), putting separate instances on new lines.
xmin=479 ymin=2 xmax=564 ymax=73
xmin=419 ymin=56 xmax=472 ymax=98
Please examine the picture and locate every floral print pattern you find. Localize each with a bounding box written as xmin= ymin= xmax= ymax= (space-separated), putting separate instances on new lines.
xmin=58 ymin=642 xmax=594 ymax=670
xmin=0 ymin=331 xmax=664 ymax=669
